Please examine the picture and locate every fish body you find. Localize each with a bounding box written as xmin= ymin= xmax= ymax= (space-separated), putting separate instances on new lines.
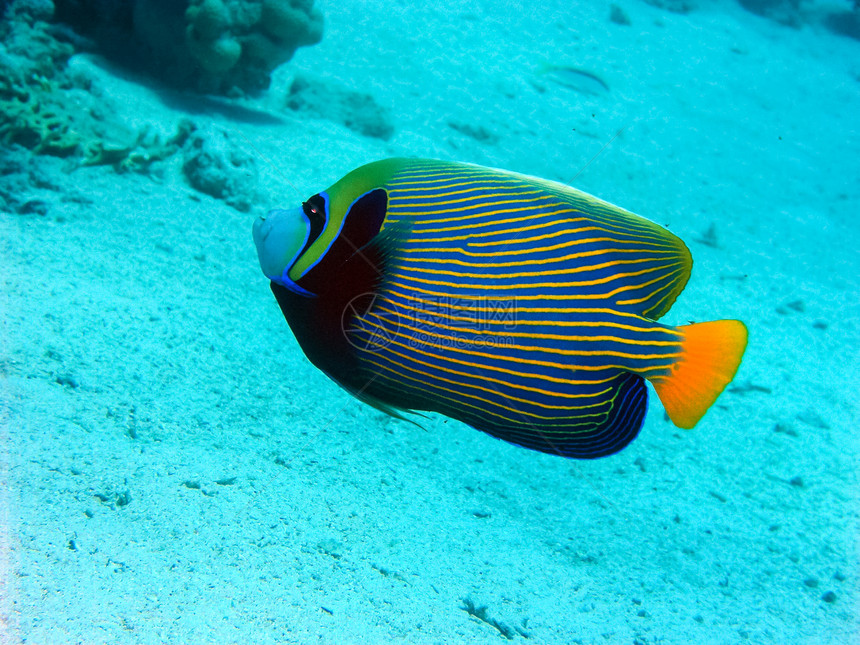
xmin=253 ymin=158 xmax=747 ymax=458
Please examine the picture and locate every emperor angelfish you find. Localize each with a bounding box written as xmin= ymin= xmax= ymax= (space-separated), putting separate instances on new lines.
xmin=253 ymin=158 xmax=747 ymax=459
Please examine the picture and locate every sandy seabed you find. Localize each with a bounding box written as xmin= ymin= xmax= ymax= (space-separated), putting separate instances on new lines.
xmin=2 ymin=0 xmax=859 ymax=643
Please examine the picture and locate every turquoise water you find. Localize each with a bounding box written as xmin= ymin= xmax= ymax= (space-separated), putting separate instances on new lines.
xmin=2 ymin=0 xmax=858 ymax=643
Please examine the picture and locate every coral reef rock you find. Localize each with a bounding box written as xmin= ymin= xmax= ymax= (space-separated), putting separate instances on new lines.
xmin=824 ymin=8 xmax=860 ymax=41
xmin=737 ymin=0 xmax=802 ymax=26
xmin=1 ymin=5 xmax=86 ymax=158
xmin=52 ymin=0 xmax=324 ymax=95
xmin=0 ymin=11 xmax=196 ymax=176
xmin=285 ymin=73 xmax=395 ymax=140
xmin=182 ymin=127 xmax=259 ymax=211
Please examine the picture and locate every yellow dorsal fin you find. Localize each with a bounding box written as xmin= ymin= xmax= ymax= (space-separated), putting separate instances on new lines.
xmin=649 ymin=320 xmax=748 ymax=429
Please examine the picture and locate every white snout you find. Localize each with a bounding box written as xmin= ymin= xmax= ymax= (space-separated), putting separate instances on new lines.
xmin=252 ymin=207 xmax=309 ymax=281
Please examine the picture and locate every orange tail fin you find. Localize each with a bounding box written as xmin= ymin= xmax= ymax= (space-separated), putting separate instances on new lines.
xmin=649 ymin=320 xmax=748 ymax=429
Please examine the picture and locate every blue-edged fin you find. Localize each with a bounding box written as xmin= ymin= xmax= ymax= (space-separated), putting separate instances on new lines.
xmin=458 ymin=373 xmax=648 ymax=459
xmin=649 ymin=320 xmax=748 ymax=428
xmin=533 ymin=178 xmax=694 ymax=320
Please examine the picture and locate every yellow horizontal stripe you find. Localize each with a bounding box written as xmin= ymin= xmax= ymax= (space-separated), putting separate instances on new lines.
xmin=397 ymin=257 xmax=678 ymax=281
xmin=390 ymin=187 xmax=541 ymax=204
xmin=365 ymin=359 xmax=611 ymax=426
xmin=617 ymin=268 xmax=686 ymax=306
xmin=400 ymin=217 xmax=674 ymax=248
xmin=390 ymin=169 xmax=506 ymax=184
xmin=372 ymin=303 xmax=681 ymax=348
xmin=381 ymin=288 xmax=651 ymax=318
xmin=360 ymin=333 xmax=615 ymax=400
xmin=389 ymin=260 xmax=687 ymax=291
xmin=394 ymin=198 xmax=559 ymax=225
xmin=392 ymin=191 xmax=546 ymax=211
xmin=390 ymin=168 xmax=494 ymax=181
xmin=402 ymin=244 xmax=676 ymax=267
xmin=360 ymin=349 xmax=609 ymax=414
xmin=388 ymin=179 xmax=519 ymax=192
xmin=468 ymin=230 xmax=675 ymax=252
xmin=359 ymin=314 xmax=673 ymax=374
xmin=466 ymin=227 xmax=629 ymax=249
xmin=401 ymin=221 xmax=573 ymax=245
xmin=377 ymin=296 xmax=683 ymax=337
xmin=389 ymin=165 xmax=667 ymax=237
xmin=368 ymin=315 xmax=681 ymax=363
xmin=383 ymin=282 xmax=672 ymax=312
xmin=357 ymin=324 xmax=623 ymax=381
xmin=368 ymin=365 xmax=609 ymax=430
xmin=406 ymin=233 xmax=676 ymax=259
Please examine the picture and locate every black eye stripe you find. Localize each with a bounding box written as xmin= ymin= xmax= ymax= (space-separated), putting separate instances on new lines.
xmin=293 ymin=189 xmax=388 ymax=296
xmin=299 ymin=194 xmax=328 ymax=257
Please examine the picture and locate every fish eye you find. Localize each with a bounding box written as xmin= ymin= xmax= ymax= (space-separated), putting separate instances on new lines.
xmin=302 ymin=196 xmax=325 ymax=222
xmin=299 ymin=194 xmax=328 ymax=252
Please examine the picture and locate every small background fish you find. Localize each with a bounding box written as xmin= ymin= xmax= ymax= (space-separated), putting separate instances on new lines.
xmin=536 ymin=63 xmax=611 ymax=95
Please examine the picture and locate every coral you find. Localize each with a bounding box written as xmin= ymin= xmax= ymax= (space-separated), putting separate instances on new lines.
xmin=176 ymin=0 xmax=324 ymax=93
xmin=52 ymin=0 xmax=324 ymax=95
xmin=0 ymin=10 xmax=257 ymax=214
xmin=609 ymin=3 xmax=631 ymax=25
xmin=824 ymin=8 xmax=860 ymax=41
xmin=285 ymin=73 xmax=395 ymax=140
xmin=447 ymin=120 xmax=499 ymax=145
xmin=643 ymin=0 xmax=695 ymax=14
xmin=0 ymin=16 xmax=82 ymax=157
xmin=0 ymin=84 xmax=82 ymax=157
xmin=0 ymin=145 xmax=51 ymax=214
xmin=83 ymin=119 xmax=196 ymax=174
xmin=188 ymin=33 xmax=243 ymax=74
xmin=181 ymin=127 xmax=258 ymax=211
xmin=184 ymin=0 xmax=241 ymax=74
xmin=3 ymin=0 xmax=54 ymax=21
xmin=0 ymin=11 xmax=198 ymax=184
xmin=186 ymin=0 xmax=230 ymax=42
xmin=261 ymin=0 xmax=323 ymax=47
xmin=737 ymin=0 xmax=802 ymax=26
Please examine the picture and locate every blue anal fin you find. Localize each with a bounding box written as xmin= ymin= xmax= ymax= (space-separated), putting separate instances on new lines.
xmin=464 ymin=374 xmax=648 ymax=459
